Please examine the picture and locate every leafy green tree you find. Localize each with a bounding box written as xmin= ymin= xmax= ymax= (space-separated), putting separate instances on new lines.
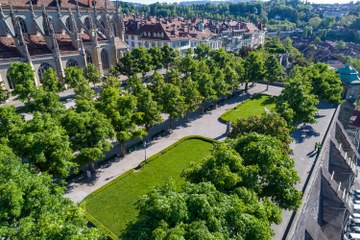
xmin=0 ymin=144 xmax=103 ymax=239
xmin=148 ymin=46 xmax=164 ymax=70
xmin=161 ymin=45 xmax=179 ymax=69
xmin=84 ymin=63 xmax=102 ymax=86
xmin=178 ymin=55 xmax=198 ymax=77
xmin=126 ymin=75 xmax=144 ymax=96
xmin=64 ymin=66 xmax=86 ymax=89
xmin=148 ymin=71 xmax=166 ymax=103
xmin=195 ymin=61 xmax=216 ymax=114
xmin=244 ymin=51 xmax=265 ymax=92
xmin=194 ymin=43 xmax=210 ymax=60
xmin=10 ymin=112 xmax=75 ymax=177
xmin=116 ymin=51 xmax=135 ymax=77
xmin=97 ymin=85 xmax=144 ymax=156
xmin=0 ymin=106 xmax=24 ymax=141
xmin=229 ymin=113 xmax=292 ymax=152
xmin=73 ymin=79 xmax=95 ymax=102
xmin=164 ymin=67 xmax=182 ymax=85
xmin=8 ymin=62 xmax=36 ymax=102
xmin=277 ymin=77 xmax=319 ymax=124
xmin=0 ymin=86 xmax=9 ymax=102
xmin=61 ymin=101 xmax=114 ymax=172
xmin=25 ymin=88 xmax=64 ymax=115
xmin=41 ymin=68 xmax=63 ymax=93
xmin=212 ymin=68 xmax=230 ymax=102
xmin=137 ymin=88 xmax=162 ymax=136
xmin=123 ymin=181 xmax=275 ymax=240
xmin=224 ymin=65 xmax=239 ymax=92
xmin=275 ymin=101 xmax=295 ymax=125
xmin=180 ymin=76 xmax=202 ymax=121
xmin=132 ymin=47 xmax=153 ymax=77
xmin=159 ymin=83 xmax=185 ymax=131
xmin=210 ymin=48 xmax=230 ymax=69
xmin=264 ymin=55 xmax=284 ymax=90
xmin=228 ymin=133 xmax=302 ymax=210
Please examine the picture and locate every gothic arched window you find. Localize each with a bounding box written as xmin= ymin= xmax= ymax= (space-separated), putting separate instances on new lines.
xmin=66 ymin=17 xmax=73 ymax=32
xmin=84 ymin=17 xmax=91 ymax=30
xmin=16 ymin=17 xmax=27 ymax=34
xmin=38 ymin=62 xmax=53 ymax=81
xmin=101 ymin=49 xmax=109 ymax=72
xmin=86 ymin=51 xmax=92 ymax=64
xmin=66 ymin=59 xmax=79 ymax=68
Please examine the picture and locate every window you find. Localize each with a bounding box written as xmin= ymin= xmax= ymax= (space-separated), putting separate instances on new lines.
xmin=101 ymin=49 xmax=109 ymax=72
xmin=16 ymin=17 xmax=27 ymax=34
xmin=38 ymin=63 xmax=53 ymax=81
xmin=66 ymin=59 xmax=79 ymax=68
xmin=86 ymin=51 xmax=92 ymax=64
xmin=131 ymin=36 xmax=134 ymax=40
xmin=84 ymin=17 xmax=91 ymax=30
xmin=66 ymin=17 xmax=73 ymax=32
xmin=144 ymin=32 xmax=147 ymax=37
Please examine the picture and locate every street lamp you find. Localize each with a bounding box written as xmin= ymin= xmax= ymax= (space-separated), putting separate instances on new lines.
xmin=143 ymin=141 xmax=147 ymax=162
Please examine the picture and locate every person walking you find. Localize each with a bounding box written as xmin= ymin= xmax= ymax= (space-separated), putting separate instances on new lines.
xmin=314 ymin=142 xmax=318 ymax=151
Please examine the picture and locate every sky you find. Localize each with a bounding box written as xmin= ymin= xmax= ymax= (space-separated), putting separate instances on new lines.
xmin=124 ymin=0 xmax=358 ymax=4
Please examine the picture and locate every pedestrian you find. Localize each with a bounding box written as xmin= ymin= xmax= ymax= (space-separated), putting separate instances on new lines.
xmin=314 ymin=142 xmax=318 ymax=151
xmin=317 ymin=143 xmax=322 ymax=151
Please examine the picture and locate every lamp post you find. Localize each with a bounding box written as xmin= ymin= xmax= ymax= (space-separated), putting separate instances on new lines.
xmin=143 ymin=141 xmax=147 ymax=162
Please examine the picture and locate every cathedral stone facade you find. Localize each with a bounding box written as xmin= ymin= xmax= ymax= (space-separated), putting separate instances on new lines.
xmin=0 ymin=0 xmax=128 ymax=91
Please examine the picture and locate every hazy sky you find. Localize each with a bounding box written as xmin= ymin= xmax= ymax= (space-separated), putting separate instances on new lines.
xmin=125 ymin=0 xmax=358 ymax=4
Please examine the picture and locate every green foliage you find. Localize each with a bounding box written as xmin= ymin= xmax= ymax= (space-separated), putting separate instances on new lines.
xmin=41 ymin=68 xmax=63 ymax=93
xmin=10 ymin=112 xmax=75 ymax=177
xmin=264 ymin=55 xmax=284 ymax=87
xmin=244 ymin=51 xmax=265 ymax=90
xmin=148 ymin=46 xmax=164 ymax=70
xmin=25 ymin=88 xmax=64 ymax=115
xmin=61 ymin=101 xmax=115 ymax=166
xmin=8 ymin=62 xmax=36 ymax=102
xmin=0 ymin=86 xmax=9 ymax=102
xmin=64 ymin=66 xmax=86 ymax=89
xmin=148 ymin=70 xmax=166 ymax=103
xmin=131 ymin=47 xmax=153 ymax=76
xmin=136 ymin=88 xmax=162 ymax=130
xmin=229 ymin=112 xmax=292 ymax=148
xmin=0 ymin=106 xmax=24 ymax=140
xmin=161 ymin=45 xmax=179 ymax=69
xmin=0 ymin=144 xmax=103 ymax=239
xmin=194 ymin=43 xmax=210 ymax=60
xmin=84 ymin=64 xmax=102 ymax=86
xmin=180 ymin=76 xmax=202 ymax=115
xmin=126 ymin=75 xmax=144 ymax=96
xmin=276 ymin=77 xmax=319 ymax=124
xmin=228 ymin=133 xmax=302 ymax=210
xmin=123 ymin=181 xmax=274 ymax=240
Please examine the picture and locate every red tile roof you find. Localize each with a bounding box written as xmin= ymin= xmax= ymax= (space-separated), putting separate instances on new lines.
xmin=0 ymin=36 xmax=21 ymax=59
xmin=55 ymin=33 xmax=77 ymax=52
xmin=24 ymin=34 xmax=52 ymax=56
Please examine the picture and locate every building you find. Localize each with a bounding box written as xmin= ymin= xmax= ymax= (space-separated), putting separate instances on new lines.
xmin=125 ymin=18 xmax=222 ymax=52
xmin=337 ymin=64 xmax=360 ymax=102
xmin=0 ymin=0 xmax=128 ymax=92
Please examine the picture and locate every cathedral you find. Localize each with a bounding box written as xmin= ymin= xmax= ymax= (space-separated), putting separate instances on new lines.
xmin=0 ymin=0 xmax=128 ymax=91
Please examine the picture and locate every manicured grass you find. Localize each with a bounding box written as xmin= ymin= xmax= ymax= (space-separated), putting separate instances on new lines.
xmin=82 ymin=137 xmax=213 ymax=238
xmin=220 ymin=94 xmax=276 ymax=124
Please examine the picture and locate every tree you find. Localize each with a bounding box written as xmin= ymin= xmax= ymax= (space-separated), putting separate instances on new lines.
xmin=116 ymin=51 xmax=135 ymax=77
xmin=148 ymin=71 xmax=166 ymax=103
xmin=0 ymin=105 xmax=24 ymax=141
xmin=164 ymin=67 xmax=182 ymax=85
xmin=25 ymin=88 xmax=64 ymax=115
xmin=161 ymin=45 xmax=179 ymax=69
xmin=178 ymin=55 xmax=198 ymax=77
xmin=148 ymin=46 xmax=164 ymax=70
xmin=131 ymin=47 xmax=153 ymax=77
xmin=123 ymin=181 xmax=275 ymax=240
xmin=64 ymin=66 xmax=86 ymax=89
xmin=0 ymin=144 xmax=103 ymax=239
xmin=8 ymin=62 xmax=36 ymax=102
xmin=243 ymin=51 xmax=265 ymax=92
xmin=97 ymin=86 xmax=144 ymax=156
xmin=136 ymin=88 xmax=162 ymax=137
xmin=61 ymin=101 xmax=114 ymax=172
xmin=276 ymin=77 xmax=319 ymax=124
xmin=180 ymin=76 xmax=202 ymax=121
xmin=212 ymin=68 xmax=230 ymax=103
xmin=41 ymin=68 xmax=63 ymax=93
xmin=84 ymin=63 xmax=102 ymax=86
xmin=194 ymin=43 xmax=210 ymax=60
xmin=0 ymin=86 xmax=9 ymax=102
xmin=126 ymin=75 xmax=144 ymax=96
xmin=264 ymin=55 xmax=284 ymax=90
xmin=195 ymin=61 xmax=216 ymax=114
xmin=159 ymin=83 xmax=185 ymax=131
xmin=224 ymin=65 xmax=239 ymax=92
xmin=229 ymin=113 xmax=292 ymax=152
xmin=10 ymin=112 xmax=75 ymax=177
xmin=228 ymin=133 xmax=302 ymax=210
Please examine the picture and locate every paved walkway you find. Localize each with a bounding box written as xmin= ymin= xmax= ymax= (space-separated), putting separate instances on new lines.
xmin=64 ymin=83 xmax=282 ymax=203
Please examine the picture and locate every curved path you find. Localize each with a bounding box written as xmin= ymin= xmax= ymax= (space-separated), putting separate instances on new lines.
xmin=65 ymin=83 xmax=283 ymax=203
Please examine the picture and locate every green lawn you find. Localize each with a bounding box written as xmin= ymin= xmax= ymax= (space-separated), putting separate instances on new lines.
xmin=220 ymin=94 xmax=276 ymax=124
xmin=82 ymin=137 xmax=214 ymax=238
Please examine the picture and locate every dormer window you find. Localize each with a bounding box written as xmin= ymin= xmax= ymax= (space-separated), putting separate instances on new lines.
xmin=144 ymin=32 xmax=147 ymax=37
xmin=161 ymin=32 xmax=164 ymax=38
